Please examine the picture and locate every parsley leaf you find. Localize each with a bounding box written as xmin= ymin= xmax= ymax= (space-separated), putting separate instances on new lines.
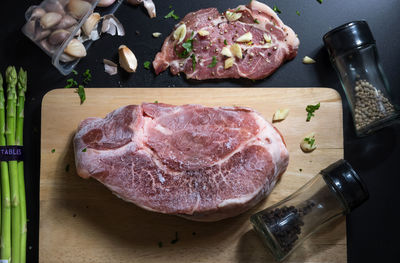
xmin=305 ymin=103 xmax=320 ymax=121
xmin=317 ymin=0 xmax=323 ymax=4
xmin=178 ymin=31 xmax=195 ymax=58
xmin=191 ymin=54 xmax=197 ymax=71
xmin=72 ymin=69 xmax=78 ymax=75
xmin=296 ymin=11 xmax=300 ymax=16
xmin=51 ymin=149 xmax=55 ymax=153
xmin=254 ymin=19 xmax=259 ymax=24
xmin=82 ymin=148 xmax=87 ymax=152
xmin=304 ymin=137 xmax=316 ymax=147
xmin=273 ymin=5 xmax=281 ymax=14
xmin=207 ymin=56 xmax=217 ymax=68
xmin=224 ymin=39 xmax=228 ymax=45
xmin=154 ymin=100 xmax=158 ymax=103
xmin=165 ymin=10 xmax=179 ymax=20
xmin=83 ymin=69 xmax=91 ymax=85
xmin=144 ymin=61 xmax=151 ymax=69
xmin=64 ymin=78 xmax=77 ymax=89
xmin=75 ymin=85 xmax=86 ymax=104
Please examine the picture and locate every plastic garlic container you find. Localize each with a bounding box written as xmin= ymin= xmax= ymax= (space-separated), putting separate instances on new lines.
xmin=22 ymin=0 xmax=122 ymax=75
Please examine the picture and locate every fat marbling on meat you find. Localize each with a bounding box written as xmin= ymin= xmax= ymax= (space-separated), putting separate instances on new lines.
xmin=153 ymin=0 xmax=300 ymax=80
xmin=74 ymin=103 xmax=289 ymax=221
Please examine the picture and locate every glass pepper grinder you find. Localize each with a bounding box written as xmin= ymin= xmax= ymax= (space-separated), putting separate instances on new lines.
xmin=250 ymin=159 xmax=369 ymax=261
xmin=323 ymin=21 xmax=400 ymax=136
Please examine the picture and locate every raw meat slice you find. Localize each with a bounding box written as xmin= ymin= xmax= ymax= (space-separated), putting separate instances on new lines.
xmin=153 ymin=0 xmax=299 ymax=80
xmin=74 ymin=103 xmax=289 ymax=221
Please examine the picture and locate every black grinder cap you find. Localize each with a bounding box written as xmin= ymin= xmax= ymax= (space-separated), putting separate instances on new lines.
xmin=320 ymin=159 xmax=369 ymax=213
xmin=323 ymin=21 xmax=375 ymax=57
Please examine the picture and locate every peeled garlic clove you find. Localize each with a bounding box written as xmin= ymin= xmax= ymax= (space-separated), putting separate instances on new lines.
xmin=49 ymin=29 xmax=71 ymax=46
xmin=152 ymin=32 xmax=162 ymax=38
xmin=230 ymin=44 xmax=243 ymax=59
xmin=236 ymin=32 xmax=253 ymax=42
xmin=300 ymin=132 xmax=317 ymax=153
xmin=43 ymin=0 xmax=65 ymax=15
xmin=34 ymin=28 xmax=51 ymax=41
xmin=221 ymin=46 xmax=233 ymax=57
xmin=225 ymin=10 xmax=242 ymax=21
xmin=272 ymin=108 xmax=290 ymax=122
xmin=64 ymin=38 xmax=86 ymax=58
xmin=59 ymin=52 xmax=77 ymax=63
xmin=40 ymin=12 xmax=62 ymax=29
xmin=173 ymin=24 xmax=186 ymax=44
xmin=118 ymin=45 xmax=137 ymax=73
xmin=40 ymin=39 xmax=55 ymax=55
xmin=56 ymin=15 xmax=77 ymax=30
xmin=303 ymin=56 xmax=316 ymax=64
xmin=28 ymin=6 xmax=46 ymax=20
xmin=98 ymin=0 xmax=117 ymax=7
xmin=68 ymin=0 xmax=92 ymax=20
xmin=198 ymin=30 xmax=209 ymax=36
xmin=82 ymin=12 xmax=100 ymax=36
xmin=263 ymin=33 xmax=272 ymax=43
xmin=224 ymin=57 xmax=234 ymax=69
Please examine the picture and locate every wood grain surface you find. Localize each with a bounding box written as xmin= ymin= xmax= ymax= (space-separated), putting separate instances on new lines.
xmin=40 ymin=87 xmax=344 ymax=262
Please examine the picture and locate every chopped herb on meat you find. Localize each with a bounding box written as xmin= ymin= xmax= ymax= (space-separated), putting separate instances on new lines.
xmin=254 ymin=19 xmax=259 ymax=24
xmin=224 ymin=39 xmax=228 ymax=45
xmin=207 ymin=56 xmax=217 ymax=68
xmin=191 ymin=54 xmax=197 ymax=70
xmin=82 ymin=148 xmax=87 ymax=152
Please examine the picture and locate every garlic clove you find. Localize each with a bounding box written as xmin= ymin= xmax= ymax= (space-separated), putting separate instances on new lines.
xmin=143 ymin=0 xmax=156 ymax=18
xmin=236 ymin=32 xmax=253 ymax=42
xmin=152 ymin=32 xmax=162 ymax=38
xmin=118 ymin=45 xmax=138 ymax=73
xmin=224 ymin=57 xmax=234 ymax=69
xmin=272 ymin=108 xmax=290 ymax=122
xmin=173 ymin=24 xmax=187 ymax=44
xmin=23 ymin=20 xmax=36 ymax=38
xmin=263 ymin=33 xmax=272 ymax=43
xmin=59 ymin=52 xmax=77 ymax=63
xmin=55 ymin=15 xmax=77 ymax=30
xmin=230 ymin=44 xmax=243 ymax=59
xmin=64 ymin=38 xmax=87 ymax=58
xmin=40 ymin=12 xmax=62 ymax=29
xmin=43 ymin=0 xmax=65 ymax=15
xmin=300 ymin=132 xmax=317 ymax=153
xmin=225 ymin=10 xmax=242 ymax=21
xmin=221 ymin=46 xmax=233 ymax=57
xmin=302 ymin=56 xmax=316 ymax=64
xmin=103 ymin=59 xmax=118 ymax=75
xmin=40 ymin=39 xmax=56 ymax=55
xmin=67 ymin=0 xmax=92 ymax=20
xmin=34 ymin=28 xmax=51 ymax=41
xmin=82 ymin=12 xmax=100 ymax=36
xmin=49 ymin=29 xmax=71 ymax=46
xmin=28 ymin=6 xmax=46 ymax=20
xmin=198 ymin=30 xmax=209 ymax=36
xmin=98 ymin=0 xmax=117 ymax=7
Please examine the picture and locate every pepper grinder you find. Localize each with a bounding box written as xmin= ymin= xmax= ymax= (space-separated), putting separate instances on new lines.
xmin=323 ymin=21 xmax=400 ymax=136
xmin=250 ymin=160 xmax=369 ymax=261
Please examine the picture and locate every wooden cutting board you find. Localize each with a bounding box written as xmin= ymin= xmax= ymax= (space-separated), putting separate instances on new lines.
xmin=40 ymin=88 xmax=344 ymax=263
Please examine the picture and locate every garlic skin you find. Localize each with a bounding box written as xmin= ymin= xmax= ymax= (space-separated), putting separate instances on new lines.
xmin=103 ymin=59 xmax=118 ymax=75
xmin=127 ymin=0 xmax=156 ymax=18
xmin=40 ymin=12 xmax=62 ymax=29
xmin=118 ymin=45 xmax=138 ymax=73
xmin=173 ymin=24 xmax=187 ymax=44
xmin=101 ymin=14 xmax=125 ymax=36
xmin=68 ymin=0 xmax=92 ymax=20
xmin=82 ymin=12 xmax=100 ymax=36
xmin=64 ymin=38 xmax=87 ymax=58
xmin=49 ymin=29 xmax=71 ymax=46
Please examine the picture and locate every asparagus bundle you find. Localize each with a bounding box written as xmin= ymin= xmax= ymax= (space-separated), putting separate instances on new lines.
xmin=0 ymin=72 xmax=11 ymax=262
xmin=0 ymin=67 xmax=27 ymax=263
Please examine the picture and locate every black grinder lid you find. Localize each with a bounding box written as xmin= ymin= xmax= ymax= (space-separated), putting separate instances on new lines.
xmin=323 ymin=21 xmax=375 ymax=57
xmin=320 ymin=159 xmax=369 ymax=213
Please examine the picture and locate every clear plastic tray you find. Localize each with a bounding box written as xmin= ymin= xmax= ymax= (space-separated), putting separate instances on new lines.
xmin=22 ymin=0 xmax=123 ymax=75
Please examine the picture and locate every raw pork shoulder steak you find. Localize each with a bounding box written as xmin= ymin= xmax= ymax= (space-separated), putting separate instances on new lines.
xmin=153 ymin=0 xmax=299 ymax=80
xmin=74 ymin=103 xmax=289 ymax=221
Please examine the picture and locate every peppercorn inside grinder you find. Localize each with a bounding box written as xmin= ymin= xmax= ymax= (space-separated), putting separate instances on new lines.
xmin=250 ymin=160 xmax=369 ymax=261
xmin=323 ymin=21 xmax=400 ymax=136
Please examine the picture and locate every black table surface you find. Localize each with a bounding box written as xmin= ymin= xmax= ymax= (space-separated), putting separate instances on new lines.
xmin=1 ymin=0 xmax=399 ymax=262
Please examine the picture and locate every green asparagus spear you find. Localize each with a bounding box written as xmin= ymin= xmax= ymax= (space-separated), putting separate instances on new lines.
xmin=16 ymin=68 xmax=27 ymax=263
xmin=0 ymin=72 xmax=11 ymax=262
xmin=5 ymin=66 xmax=20 ymax=263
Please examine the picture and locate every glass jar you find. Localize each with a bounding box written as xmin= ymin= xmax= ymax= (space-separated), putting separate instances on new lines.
xmin=323 ymin=21 xmax=400 ymax=136
xmin=250 ymin=160 xmax=369 ymax=261
xmin=21 ymin=0 xmax=123 ymax=75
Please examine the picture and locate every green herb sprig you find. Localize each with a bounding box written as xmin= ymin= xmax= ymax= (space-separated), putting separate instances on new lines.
xmin=165 ymin=10 xmax=179 ymax=20
xmin=144 ymin=61 xmax=151 ymax=70
xmin=306 ymin=103 xmax=320 ymax=121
